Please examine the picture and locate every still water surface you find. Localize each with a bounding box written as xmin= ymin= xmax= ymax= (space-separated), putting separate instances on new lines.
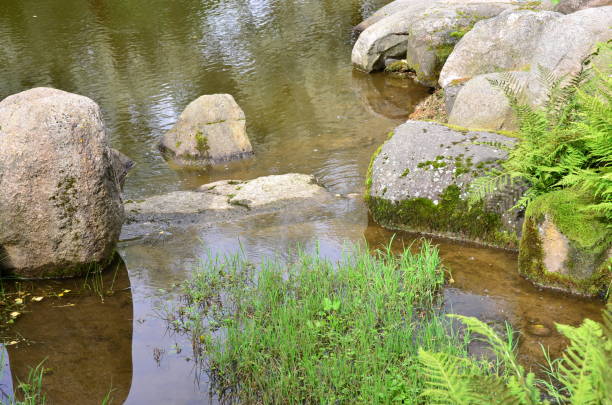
xmin=0 ymin=0 xmax=603 ymax=404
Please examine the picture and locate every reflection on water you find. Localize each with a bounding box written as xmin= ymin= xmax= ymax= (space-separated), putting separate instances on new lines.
xmin=0 ymin=0 xmax=605 ymax=403
xmin=2 ymin=258 xmax=133 ymax=404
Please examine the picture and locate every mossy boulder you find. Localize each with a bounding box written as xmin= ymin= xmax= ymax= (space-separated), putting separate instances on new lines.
xmin=159 ymin=94 xmax=253 ymax=167
xmin=351 ymin=0 xmax=518 ymax=86
xmin=366 ymin=121 xmax=523 ymax=249
xmin=518 ymin=190 xmax=611 ymax=297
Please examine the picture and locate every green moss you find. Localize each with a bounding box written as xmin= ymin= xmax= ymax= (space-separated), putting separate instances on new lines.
xmin=367 ymin=185 xmax=516 ymax=249
xmin=385 ymin=60 xmax=411 ymax=73
xmin=518 ymin=189 xmax=612 ymax=296
xmin=400 ymin=168 xmax=411 ymax=177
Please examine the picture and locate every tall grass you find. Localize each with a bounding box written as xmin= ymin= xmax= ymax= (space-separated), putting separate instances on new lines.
xmin=168 ymin=241 xmax=471 ymax=403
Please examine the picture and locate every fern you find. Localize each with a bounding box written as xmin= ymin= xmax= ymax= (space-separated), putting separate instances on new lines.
xmin=419 ymin=305 xmax=612 ymax=405
xmin=469 ymin=43 xmax=612 ymax=221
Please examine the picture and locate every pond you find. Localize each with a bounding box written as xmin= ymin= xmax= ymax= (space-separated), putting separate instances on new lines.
xmin=0 ymin=0 xmax=603 ymax=403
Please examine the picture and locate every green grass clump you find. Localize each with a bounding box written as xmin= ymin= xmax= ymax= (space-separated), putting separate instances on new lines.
xmin=169 ymin=242 xmax=471 ymax=403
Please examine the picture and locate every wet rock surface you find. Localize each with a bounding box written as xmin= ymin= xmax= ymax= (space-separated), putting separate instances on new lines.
xmin=518 ymin=190 xmax=611 ymax=297
xmin=159 ymin=94 xmax=253 ymax=167
xmin=367 ymin=120 xmax=523 ymax=248
xmin=121 ymin=173 xmax=336 ymax=241
xmin=0 ymin=88 xmax=124 ymax=278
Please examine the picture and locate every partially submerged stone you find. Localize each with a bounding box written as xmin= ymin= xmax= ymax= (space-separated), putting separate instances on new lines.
xmin=109 ymin=148 xmax=135 ymax=191
xmin=0 ymin=88 xmax=125 ymax=278
xmin=366 ymin=121 xmax=522 ymax=249
xmin=553 ymin=0 xmax=612 ymax=14
xmin=352 ymin=0 xmax=518 ymax=86
xmin=519 ymin=190 xmax=611 ymax=297
xmin=122 ymin=173 xmax=335 ymax=240
xmin=159 ymin=94 xmax=253 ymax=167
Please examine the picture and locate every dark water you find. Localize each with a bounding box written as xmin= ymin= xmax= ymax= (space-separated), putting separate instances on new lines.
xmin=0 ymin=0 xmax=604 ymax=404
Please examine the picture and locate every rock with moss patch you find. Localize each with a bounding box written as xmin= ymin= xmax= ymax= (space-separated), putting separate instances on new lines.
xmin=352 ymin=0 xmax=519 ymax=86
xmin=518 ymin=190 xmax=611 ymax=297
xmin=366 ymin=120 xmax=522 ymax=248
xmin=159 ymin=94 xmax=253 ymax=167
xmin=0 ymin=88 xmax=125 ymax=278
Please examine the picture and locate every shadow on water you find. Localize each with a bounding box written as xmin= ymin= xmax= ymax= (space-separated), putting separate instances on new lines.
xmin=1 ymin=257 xmax=133 ymax=404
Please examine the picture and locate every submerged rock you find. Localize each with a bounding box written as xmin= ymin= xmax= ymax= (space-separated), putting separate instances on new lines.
xmin=159 ymin=94 xmax=253 ymax=167
xmin=519 ymin=190 xmax=611 ymax=297
xmin=122 ymin=173 xmax=335 ymax=240
xmin=0 ymin=88 xmax=124 ymax=278
xmin=366 ymin=121 xmax=522 ymax=249
xmin=351 ymin=0 xmax=518 ymax=86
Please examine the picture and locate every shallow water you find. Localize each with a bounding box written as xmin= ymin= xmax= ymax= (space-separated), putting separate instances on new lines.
xmin=0 ymin=0 xmax=604 ymax=403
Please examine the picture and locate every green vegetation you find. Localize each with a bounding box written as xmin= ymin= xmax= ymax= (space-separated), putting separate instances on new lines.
xmin=167 ymin=242 xmax=473 ymax=403
xmin=0 ymin=357 xmax=46 ymax=405
xmin=194 ymin=131 xmax=210 ymax=156
xmin=469 ymin=53 xmax=611 ymax=221
xmin=420 ymin=304 xmax=612 ymax=404
xmin=468 ymin=44 xmax=611 ymax=293
xmin=168 ymin=244 xmax=611 ymax=403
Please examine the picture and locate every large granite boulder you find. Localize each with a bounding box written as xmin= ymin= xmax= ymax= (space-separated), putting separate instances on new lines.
xmin=366 ymin=121 xmax=522 ymax=249
xmin=159 ymin=94 xmax=253 ymax=167
xmin=441 ymin=7 xmax=612 ymax=130
xmin=519 ymin=190 xmax=611 ymax=296
xmin=0 ymin=88 xmax=124 ymax=278
xmin=351 ymin=0 xmax=519 ymax=86
xmin=353 ymin=0 xmax=417 ymax=34
xmin=438 ymin=10 xmax=561 ymax=88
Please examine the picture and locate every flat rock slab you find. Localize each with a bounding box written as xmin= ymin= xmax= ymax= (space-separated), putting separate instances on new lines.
xmin=122 ymin=173 xmax=335 ymax=241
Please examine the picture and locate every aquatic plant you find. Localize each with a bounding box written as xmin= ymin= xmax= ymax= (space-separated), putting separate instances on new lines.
xmin=167 ymin=242 xmax=471 ymax=403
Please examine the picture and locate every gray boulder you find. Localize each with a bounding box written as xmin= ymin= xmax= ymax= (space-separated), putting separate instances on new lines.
xmin=159 ymin=94 xmax=253 ymax=166
xmin=442 ymin=7 xmax=612 ymax=130
xmin=448 ymin=72 xmax=529 ymax=131
xmin=351 ymin=0 xmax=519 ymax=86
xmin=366 ymin=120 xmax=522 ymax=249
xmin=0 ymin=88 xmax=124 ymax=278
xmin=353 ymin=0 xmax=417 ymax=34
xmin=439 ymin=10 xmax=561 ymax=88
xmin=554 ymin=0 xmax=612 ymax=14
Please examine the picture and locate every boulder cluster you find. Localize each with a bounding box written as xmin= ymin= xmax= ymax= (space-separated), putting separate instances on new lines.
xmin=357 ymin=0 xmax=611 ymax=295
